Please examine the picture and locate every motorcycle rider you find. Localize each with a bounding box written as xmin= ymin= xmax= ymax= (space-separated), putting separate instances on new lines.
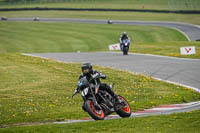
xmin=73 ymin=63 xmax=120 ymax=106
xmin=119 ymin=32 xmax=130 ymax=51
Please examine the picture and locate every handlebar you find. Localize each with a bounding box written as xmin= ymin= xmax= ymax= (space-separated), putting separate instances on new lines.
xmin=72 ymin=89 xmax=79 ymax=99
xmin=90 ymin=73 xmax=106 ymax=81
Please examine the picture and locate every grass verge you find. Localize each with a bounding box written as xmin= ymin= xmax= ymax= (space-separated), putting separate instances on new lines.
xmin=130 ymin=41 xmax=200 ymax=59
xmin=0 ymin=53 xmax=200 ymax=126
xmin=0 ymin=0 xmax=200 ymax=11
xmin=0 ymin=21 xmax=199 ymax=59
xmin=1 ymin=21 xmax=199 ymax=59
xmin=0 ymin=109 xmax=200 ymax=133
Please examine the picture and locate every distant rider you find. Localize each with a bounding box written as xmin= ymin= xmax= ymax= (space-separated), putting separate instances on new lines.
xmin=119 ymin=32 xmax=130 ymax=50
xmin=73 ymin=63 xmax=120 ymax=105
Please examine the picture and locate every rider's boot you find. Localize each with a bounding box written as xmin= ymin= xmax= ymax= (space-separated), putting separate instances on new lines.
xmin=102 ymin=84 xmax=121 ymax=104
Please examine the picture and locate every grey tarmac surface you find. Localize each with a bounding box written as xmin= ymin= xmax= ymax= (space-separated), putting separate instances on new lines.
xmin=27 ymin=52 xmax=200 ymax=91
xmin=4 ymin=18 xmax=200 ymax=41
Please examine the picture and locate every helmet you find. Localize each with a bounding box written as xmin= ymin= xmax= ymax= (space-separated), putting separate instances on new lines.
xmin=122 ymin=32 xmax=127 ymax=36
xmin=81 ymin=63 xmax=93 ymax=75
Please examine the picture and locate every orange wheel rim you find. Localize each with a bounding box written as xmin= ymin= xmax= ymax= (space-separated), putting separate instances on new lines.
xmin=118 ymin=96 xmax=131 ymax=113
xmin=89 ymin=100 xmax=104 ymax=118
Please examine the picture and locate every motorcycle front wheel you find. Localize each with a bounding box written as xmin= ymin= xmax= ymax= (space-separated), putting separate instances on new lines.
xmin=123 ymin=47 xmax=129 ymax=55
xmin=85 ymin=99 xmax=105 ymax=120
xmin=116 ymin=95 xmax=132 ymax=117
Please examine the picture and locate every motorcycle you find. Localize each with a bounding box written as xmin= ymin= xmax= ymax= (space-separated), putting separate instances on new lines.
xmin=72 ymin=73 xmax=132 ymax=120
xmin=120 ymin=39 xmax=130 ymax=55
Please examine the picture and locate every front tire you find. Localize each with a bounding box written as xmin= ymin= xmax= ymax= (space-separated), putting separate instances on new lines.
xmin=116 ymin=95 xmax=132 ymax=117
xmin=123 ymin=47 xmax=129 ymax=55
xmin=125 ymin=47 xmax=129 ymax=55
xmin=85 ymin=100 xmax=105 ymax=120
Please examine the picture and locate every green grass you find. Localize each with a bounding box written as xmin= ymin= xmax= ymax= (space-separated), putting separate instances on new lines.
xmin=130 ymin=42 xmax=200 ymax=59
xmin=0 ymin=53 xmax=200 ymax=126
xmin=1 ymin=21 xmax=199 ymax=59
xmin=0 ymin=0 xmax=200 ymax=11
xmin=0 ymin=1 xmax=199 ymax=131
xmin=0 ymin=1 xmax=169 ymax=10
xmin=1 ymin=110 xmax=200 ymax=133
xmin=0 ymin=21 xmax=199 ymax=59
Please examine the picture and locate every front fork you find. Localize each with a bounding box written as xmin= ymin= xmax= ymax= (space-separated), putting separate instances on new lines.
xmin=82 ymin=89 xmax=102 ymax=111
xmin=90 ymin=89 xmax=102 ymax=110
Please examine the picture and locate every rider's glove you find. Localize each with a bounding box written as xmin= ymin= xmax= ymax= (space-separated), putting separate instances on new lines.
xmin=92 ymin=73 xmax=100 ymax=79
xmin=73 ymin=89 xmax=78 ymax=94
xmin=72 ymin=89 xmax=79 ymax=99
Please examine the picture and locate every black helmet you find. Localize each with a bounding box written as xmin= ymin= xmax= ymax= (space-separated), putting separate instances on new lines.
xmin=81 ymin=63 xmax=93 ymax=75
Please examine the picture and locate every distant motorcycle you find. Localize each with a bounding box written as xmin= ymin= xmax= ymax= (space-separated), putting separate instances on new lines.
xmin=120 ymin=39 xmax=130 ymax=55
xmin=72 ymin=74 xmax=132 ymax=120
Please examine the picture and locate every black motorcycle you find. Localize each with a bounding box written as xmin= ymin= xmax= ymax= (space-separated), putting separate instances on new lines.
xmin=120 ymin=39 xmax=130 ymax=55
xmin=72 ymin=74 xmax=132 ymax=120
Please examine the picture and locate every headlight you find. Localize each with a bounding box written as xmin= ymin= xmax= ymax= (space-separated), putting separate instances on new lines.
xmin=78 ymin=81 xmax=83 ymax=87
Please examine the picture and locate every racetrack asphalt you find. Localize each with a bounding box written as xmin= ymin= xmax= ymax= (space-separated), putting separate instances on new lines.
xmin=26 ymin=52 xmax=200 ymax=91
xmin=3 ymin=18 xmax=200 ymax=41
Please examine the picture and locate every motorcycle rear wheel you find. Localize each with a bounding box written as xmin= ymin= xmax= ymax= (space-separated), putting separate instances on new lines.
xmin=116 ymin=95 xmax=132 ymax=117
xmin=85 ymin=99 xmax=105 ymax=120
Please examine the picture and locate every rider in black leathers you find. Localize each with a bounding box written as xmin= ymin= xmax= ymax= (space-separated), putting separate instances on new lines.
xmin=120 ymin=32 xmax=130 ymax=43
xmin=119 ymin=32 xmax=130 ymax=50
xmin=73 ymin=63 xmax=119 ymax=104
